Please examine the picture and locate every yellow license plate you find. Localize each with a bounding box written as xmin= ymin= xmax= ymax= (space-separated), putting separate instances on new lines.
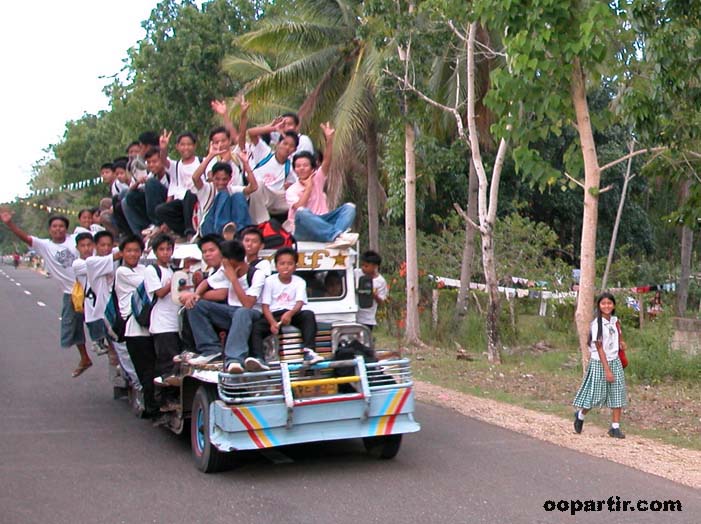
xmin=294 ymin=383 xmax=338 ymax=398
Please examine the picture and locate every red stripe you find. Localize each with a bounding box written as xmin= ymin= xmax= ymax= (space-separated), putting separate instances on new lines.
xmin=385 ymin=388 xmax=412 ymax=434
xmin=293 ymin=393 xmax=364 ymax=407
xmin=231 ymin=408 xmax=265 ymax=449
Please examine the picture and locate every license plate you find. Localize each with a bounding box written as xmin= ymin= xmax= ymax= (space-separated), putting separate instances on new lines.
xmin=294 ymin=383 xmax=338 ymax=398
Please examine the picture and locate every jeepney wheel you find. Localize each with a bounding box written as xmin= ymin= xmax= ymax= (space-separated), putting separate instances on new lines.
xmin=191 ymin=386 xmax=227 ymax=473
xmin=363 ymin=434 xmax=402 ymax=459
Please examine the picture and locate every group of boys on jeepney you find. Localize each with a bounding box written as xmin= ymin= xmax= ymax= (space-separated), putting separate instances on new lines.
xmin=0 ymin=98 xmax=390 ymax=421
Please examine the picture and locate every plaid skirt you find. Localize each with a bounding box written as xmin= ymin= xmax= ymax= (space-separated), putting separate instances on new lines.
xmin=573 ymin=357 xmax=627 ymax=409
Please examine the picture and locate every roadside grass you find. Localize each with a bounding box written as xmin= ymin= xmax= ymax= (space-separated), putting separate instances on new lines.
xmin=375 ymin=304 xmax=701 ymax=451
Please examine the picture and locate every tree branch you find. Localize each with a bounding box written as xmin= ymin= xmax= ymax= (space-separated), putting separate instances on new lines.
xmin=564 ymin=171 xmax=585 ymax=189
xmin=599 ymin=147 xmax=667 ymax=173
xmin=453 ymin=203 xmax=481 ymax=232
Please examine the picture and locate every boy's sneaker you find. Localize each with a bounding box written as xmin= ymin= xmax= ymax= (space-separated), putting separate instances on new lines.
xmin=608 ymin=427 xmax=625 ymax=439
xmin=222 ymin=222 xmax=237 ymax=239
xmin=573 ymin=412 xmax=584 ymax=434
xmin=303 ymin=349 xmax=324 ymax=365
xmin=244 ymin=357 xmax=270 ymax=372
xmin=173 ymin=351 xmax=197 ymax=364
xmin=188 ymin=353 xmax=222 ymax=366
xmin=95 ymin=338 xmax=110 ymax=355
xmin=225 ymin=362 xmax=244 ymax=374
xmin=327 ymin=232 xmax=359 ymax=249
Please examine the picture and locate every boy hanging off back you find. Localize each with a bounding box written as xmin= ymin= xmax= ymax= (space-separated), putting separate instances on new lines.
xmin=0 ymin=210 xmax=91 ymax=377
xmin=355 ymin=250 xmax=388 ymax=331
xmin=250 ymin=247 xmax=323 ymax=365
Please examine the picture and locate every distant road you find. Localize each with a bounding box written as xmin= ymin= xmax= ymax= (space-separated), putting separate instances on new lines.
xmin=1 ymin=267 xmax=699 ymax=524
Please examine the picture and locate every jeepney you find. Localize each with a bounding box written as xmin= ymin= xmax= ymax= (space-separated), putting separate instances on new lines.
xmin=147 ymin=241 xmax=420 ymax=473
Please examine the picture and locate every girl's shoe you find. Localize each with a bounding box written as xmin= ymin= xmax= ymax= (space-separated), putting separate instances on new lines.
xmin=573 ymin=412 xmax=584 ymax=434
xmin=608 ymin=427 xmax=625 ymax=439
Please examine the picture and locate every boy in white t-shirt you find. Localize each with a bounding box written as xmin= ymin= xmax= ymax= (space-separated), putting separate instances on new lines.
xmin=0 ymin=210 xmax=91 ymax=377
xmin=154 ymin=131 xmax=202 ymax=239
xmin=240 ymin=226 xmax=273 ymax=277
xmin=270 ymin=112 xmax=315 ymax=154
xmin=187 ymin=240 xmax=266 ymax=373
xmin=143 ymin=234 xmax=182 ymax=411
xmin=354 ymin=250 xmax=388 ymax=331
xmin=250 ymin=247 xmax=322 ymax=365
xmin=115 ymin=235 xmax=158 ymax=418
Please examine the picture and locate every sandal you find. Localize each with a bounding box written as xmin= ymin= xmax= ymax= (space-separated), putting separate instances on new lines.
xmin=72 ymin=361 xmax=93 ymax=378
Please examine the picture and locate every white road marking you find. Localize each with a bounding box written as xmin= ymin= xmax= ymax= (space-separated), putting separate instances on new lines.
xmin=15 ymin=282 xmax=21 ymax=286
xmin=37 ymin=301 xmax=46 ymax=307
xmin=24 ymin=290 xmax=31 ymax=295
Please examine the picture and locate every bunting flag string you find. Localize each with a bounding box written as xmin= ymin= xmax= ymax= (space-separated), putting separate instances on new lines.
xmin=25 ymin=176 xmax=103 ymax=198
xmin=20 ymin=200 xmax=79 ymax=216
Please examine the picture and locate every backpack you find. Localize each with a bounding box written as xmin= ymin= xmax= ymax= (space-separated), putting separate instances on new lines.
xmin=71 ymin=280 xmax=85 ymax=313
xmin=258 ymin=219 xmax=296 ymax=250
xmin=105 ymin=281 xmax=126 ymax=343
xmin=357 ymin=275 xmax=374 ymax=309
xmin=131 ymin=265 xmax=162 ymax=328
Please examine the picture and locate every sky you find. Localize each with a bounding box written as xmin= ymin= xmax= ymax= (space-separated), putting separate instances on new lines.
xmin=0 ymin=1 xmax=159 ymax=204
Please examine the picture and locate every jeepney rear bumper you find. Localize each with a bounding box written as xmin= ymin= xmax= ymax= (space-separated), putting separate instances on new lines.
xmin=209 ymin=386 xmax=420 ymax=452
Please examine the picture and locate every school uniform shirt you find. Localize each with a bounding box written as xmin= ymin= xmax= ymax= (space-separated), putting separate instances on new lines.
xmin=250 ymin=257 xmax=273 ymax=277
xmin=588 ymin=315 xmax=620 ymax=361
xmin=203 ymin=157 xmax=245 ymax=192
xmin=111 ymin=179 xmax=129 ymax=197
xmin=206 ymin=266 xmax=230 ymax=290
xmin=354 ymin=269 xmax=388 ymax=326
xmin=271 ymin=132 xmax=314 ymax=154
xmin=147 ymin=171 xmax=170 ymax=190
xmin=115 ymin=265 xmax=150 ymax=337
xmin=72 ymin=257 xmax=90 ymax=309
xmin=261 ymin=274 xmax=307 ymax=313
xmin=220 ymin=266 xmax=266 ymax=310
xmin=251 ymin=140 xmax=297 ymax=192
xmin=166 ymin=157 xmax=202 ymax=200
xmin=86 ymin=254 xmax=116 ymax=323
xmin=30 ymin=236 xmax=78 ymax=294
xmin=144 ymin=264 xmax=180 ymax=334
xmin=285 ymin=167 xmax=329 ymax=227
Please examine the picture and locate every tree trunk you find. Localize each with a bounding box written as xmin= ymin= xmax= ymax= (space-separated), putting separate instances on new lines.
xmin=571 ymin=58 xmax=601 ymax=372
xmin=676 ymin=178 xmax=693 ymax=317
xmin=366 ymin=119 xmax=380 ymax=251
xmin=404 ymin=121 xmax=421 ymax=344
xmin=481 ymin=224 xmax=502 ymax=363
xmin=601 ymin=140 xmax=635 ymax=291
xmin=456 ymin=158 xmax=479 ymax=316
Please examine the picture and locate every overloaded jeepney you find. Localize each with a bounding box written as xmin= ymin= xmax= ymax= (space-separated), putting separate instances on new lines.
xmin=140 ymin=241 xmax=420 ymax=472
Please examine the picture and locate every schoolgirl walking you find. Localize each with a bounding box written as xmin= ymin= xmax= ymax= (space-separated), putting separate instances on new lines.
xmin=573 ymin=292 xmax=628 ymax=438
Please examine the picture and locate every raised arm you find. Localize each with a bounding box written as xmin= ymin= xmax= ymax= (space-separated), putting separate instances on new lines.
xmin=192 ymin=142 xmax=222 ymax=190
xmin=247 ymin=117 xmax=284 ymax=146
xmin=237 ymin=95 xmax=250 ymax=152
xmin=159 ymin=129 xmax=173 ymax=169
xmin=211 ymin=99 xmax=239 ymax=144
xmin=0 ymin=209 xmax=33 ymax=246
xmin=319 ymin=122 xmax=335 ymax=174
xmin=236 ymin=150 xmax=258 ymax=196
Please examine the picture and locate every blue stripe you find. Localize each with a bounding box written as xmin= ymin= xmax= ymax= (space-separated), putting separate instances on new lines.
xmin=247 ymin=406 xmax=280 ymax=447
xmin=368 ymin=391 xmax=397 ymax=434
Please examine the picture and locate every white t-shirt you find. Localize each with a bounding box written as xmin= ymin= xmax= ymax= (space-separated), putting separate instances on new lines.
xmin=251 ymin=140 xmax=297 ymax=192
xmin=224 ymin=266 xmax=266 ymax=309
xmin=354 ymin=269 xmax=388 ymax=326
xmin=589 ymin=315 xmax=620 ymax=361
xmin=261 ymin=274 xmax=307 ymax=312
xmin=148 ymin=171 xmax=170 ymax=190
xmin=71 ymin=257 xmax=90 ymax=311
xmin=206 ymin=266 xmax=230 ymax=290
xmin=167 ymin=157 xmax=202 ymax=199
xmin=203 ymin=157 xmax=245 ymax=192
xmin=250 ymin=257 xmax=273 ymax=278
xmin=271 ymin=132 xmax=314 ymax=154
xmin=115 ymin=265 xmax=150 ymax=337
xmin=144 ymin=264 xmax=181 ymax=334
xmin=31 ymin=236 xmax=78 ymax=294
xmin=111 ymin=179 xmax=129 ymax=197
xmin=86 ymin=254 xmax=116 ymax=323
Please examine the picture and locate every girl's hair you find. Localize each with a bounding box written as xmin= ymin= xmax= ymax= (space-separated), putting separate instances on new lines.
xmin=590 ymin=292 xmax=616 ymax=345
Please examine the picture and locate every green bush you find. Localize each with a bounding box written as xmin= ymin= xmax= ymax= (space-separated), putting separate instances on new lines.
xmin=626 ymin=318 xmax=701 ymax=382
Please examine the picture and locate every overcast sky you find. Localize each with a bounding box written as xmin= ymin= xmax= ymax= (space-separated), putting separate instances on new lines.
xmin=0 ymin=1 xmax=158 ymax=204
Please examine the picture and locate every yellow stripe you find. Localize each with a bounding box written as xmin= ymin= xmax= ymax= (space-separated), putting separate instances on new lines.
xmin=238 ymin=407 xmax=274 ymax=448
xmin=290 ymin=376 xmax=359 ymax=388
xmin=375 ymin=390 xmax=404 ymax=435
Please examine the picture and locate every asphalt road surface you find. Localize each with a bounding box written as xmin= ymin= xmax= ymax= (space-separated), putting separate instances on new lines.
xmin=1 ymin=264 xmax=699 ymax=524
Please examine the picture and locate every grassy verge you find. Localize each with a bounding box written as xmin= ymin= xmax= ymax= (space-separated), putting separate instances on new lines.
xmin=375 ymin=307 xmax=701 ymax=451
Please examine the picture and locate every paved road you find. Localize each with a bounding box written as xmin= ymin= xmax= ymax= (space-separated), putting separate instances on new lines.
xmin=1 ymin=265 xmax=699 ymax=524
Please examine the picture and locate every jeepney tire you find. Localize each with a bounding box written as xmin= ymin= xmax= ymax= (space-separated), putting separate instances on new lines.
xmin=191 ymin=386 xmax=227 ymax=473
xmin=363 ymin=434 xmax=402 ymax=459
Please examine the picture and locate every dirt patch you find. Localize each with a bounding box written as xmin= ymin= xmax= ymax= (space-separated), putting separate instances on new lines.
xmin=415 ymin=380 xmax=701 ymax=490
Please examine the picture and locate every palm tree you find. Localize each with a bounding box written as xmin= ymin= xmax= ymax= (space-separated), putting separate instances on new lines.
xmin=222 ymin=0 xmax=386 ymax=249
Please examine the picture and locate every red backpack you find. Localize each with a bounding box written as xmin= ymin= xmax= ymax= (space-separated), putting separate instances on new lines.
xmin=258 ymin=219 xmax=296 ymax=250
